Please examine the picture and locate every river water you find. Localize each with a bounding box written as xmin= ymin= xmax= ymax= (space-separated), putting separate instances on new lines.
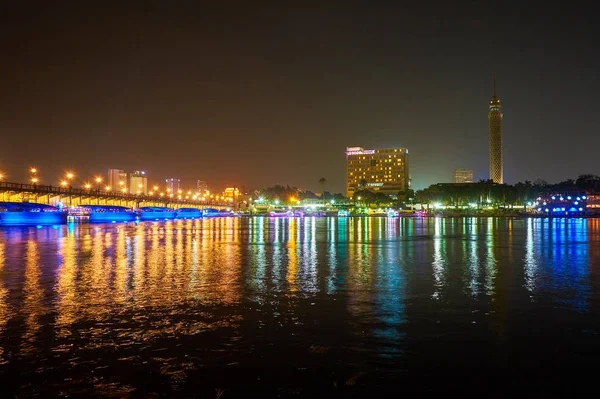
xmin=0 ymin=217 xmax=599 ymax=397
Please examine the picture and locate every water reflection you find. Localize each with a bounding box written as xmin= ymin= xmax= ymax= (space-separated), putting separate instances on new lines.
xmin=524 ymin=218 xmax=590 ymax=311
xmin=0 ymin=217 xmax=598 ymax=395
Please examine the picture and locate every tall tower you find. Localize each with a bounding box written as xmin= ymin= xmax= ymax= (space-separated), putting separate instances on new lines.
xmin=488 ymin=75 xmax=503 ymax=183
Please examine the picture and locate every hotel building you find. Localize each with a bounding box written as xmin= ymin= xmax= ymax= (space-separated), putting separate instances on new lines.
xmin=345 ymin=146 xmax=409 ymax=198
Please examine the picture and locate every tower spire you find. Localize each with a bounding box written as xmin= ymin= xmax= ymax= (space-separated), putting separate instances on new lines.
xmin=489 ymin=73 xmax=503 ymax=184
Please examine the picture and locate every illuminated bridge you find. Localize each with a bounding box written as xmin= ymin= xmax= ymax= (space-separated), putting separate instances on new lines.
xmin=0 ymin=182 xmax=233 ymax=210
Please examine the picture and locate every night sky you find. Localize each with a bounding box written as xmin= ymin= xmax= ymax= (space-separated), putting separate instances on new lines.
xmin=1 ymin=2 xmax=598 ymax=193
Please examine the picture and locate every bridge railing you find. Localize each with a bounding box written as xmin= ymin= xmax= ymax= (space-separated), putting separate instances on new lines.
xmin=0 ymin=181 xmax=231 ymax=207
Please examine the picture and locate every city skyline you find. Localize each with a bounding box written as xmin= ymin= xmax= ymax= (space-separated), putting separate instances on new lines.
xmin=1 ymin=3 xmax=599 ymax=192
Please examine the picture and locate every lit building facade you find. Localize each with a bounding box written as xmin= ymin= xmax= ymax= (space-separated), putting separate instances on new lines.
xmin=345 ymin=146 xmax=409 ymax=198
xmin=166 ymin=178 xmax=180 ymax=194
xmin=489 ymin=76 xmax=503 ymax=183
xmin=223 ymin=187 xmax=239 ymax=203
xmin=129 ymin=171 xmax=148 ymax=195
xmin=453 ymin=169 xmax=474 ymax=184
xmin=108 ymin=169 xmax=127 ymax=192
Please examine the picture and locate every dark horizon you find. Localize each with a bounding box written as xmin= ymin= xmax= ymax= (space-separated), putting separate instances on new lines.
xmin=1 ymin=2 xmax=599 ymax=192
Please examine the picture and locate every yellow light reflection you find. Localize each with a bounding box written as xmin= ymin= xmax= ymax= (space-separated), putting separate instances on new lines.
xmin=22 ymin=240 xmax=46 ymax=354
xmin=0 ymin=241 xmax=9 ymax=359
xmin=55 ymin=226 xmax=79 ymax=337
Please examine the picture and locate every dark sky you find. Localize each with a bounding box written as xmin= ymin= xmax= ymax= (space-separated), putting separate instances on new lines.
xmin=1 ymin=2 xmax=598 ymax=193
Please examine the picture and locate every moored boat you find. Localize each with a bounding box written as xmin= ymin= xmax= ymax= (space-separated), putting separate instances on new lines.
xmin=269 ymin=209 xmax=294 ymax=217
xmin=175 ymin=208 xmax=203 ymax=219
xmin=84 ymin=205 xmax=136 ymax=223
xmin=138 ymin=206 xmax=176 ymax=220
xmin=202 ymin=208 xmax=236 ymax=217
xmin=202 ymin=208 xmax=221 ymax=217
xmin=525 ymin=192 xmax=588 ymax=217
xmin=218 ymin=209 xmax=235 ymax=217
xmin=0 ymin=202 xmax=67 ymax=225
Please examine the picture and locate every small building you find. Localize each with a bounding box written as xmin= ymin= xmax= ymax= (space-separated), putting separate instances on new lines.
xmin=453 ymin=169 xmax=474 ymax=184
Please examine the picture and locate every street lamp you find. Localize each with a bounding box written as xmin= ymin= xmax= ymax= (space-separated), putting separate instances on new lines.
xmin=64 ymin=172 xmax=74 ymax=190
xmin=30 ymin=167 xmax=38 ymax=186
xmin=92 ymin=177 xmax=103 ymax=203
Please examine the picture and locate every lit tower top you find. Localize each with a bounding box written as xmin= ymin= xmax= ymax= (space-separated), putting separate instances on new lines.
xmin=488 ymin=74 xmax=503 ymax=184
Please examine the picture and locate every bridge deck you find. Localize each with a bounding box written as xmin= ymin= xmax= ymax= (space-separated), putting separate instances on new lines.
xmin=0 ymin=181 xmax=231 ymax=209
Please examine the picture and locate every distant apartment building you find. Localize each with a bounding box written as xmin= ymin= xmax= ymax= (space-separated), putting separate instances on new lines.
xmin=453 ymin=169 xmax=474 ymax=184
xmin=108 ymin=169 xmax=128 ymax=192
xmin=197 ymin=180 xmax=209 ymax=194
xmin=166 ymin=178 xmax=181 ymax=194
xmin=129 ymin=171 xmax=148 ymax=195
xmin=345 ymin=146 xmax=409 ymax=198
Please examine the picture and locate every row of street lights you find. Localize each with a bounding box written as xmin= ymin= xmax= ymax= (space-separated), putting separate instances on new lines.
xmin=20 ymin=167 xmax=231 ymax=203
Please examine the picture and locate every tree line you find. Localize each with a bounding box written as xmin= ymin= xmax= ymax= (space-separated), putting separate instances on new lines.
xmin=414 ymin=174 xmax=600 ymax=207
